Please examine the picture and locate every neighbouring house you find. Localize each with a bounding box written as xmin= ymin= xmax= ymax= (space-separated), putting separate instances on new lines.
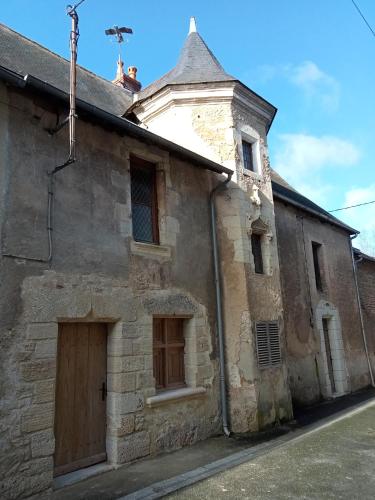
xmin=354 ymin=248 xmax=375 ymax=381
xmin=0 ymin=18 xmax=373 ymax=499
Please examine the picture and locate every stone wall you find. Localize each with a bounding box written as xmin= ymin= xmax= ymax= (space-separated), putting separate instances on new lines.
xmin=356 ymin=257 xmax=375 ymax=376
xmin=0 ymin=84 xmax=221 ymax=498
xmin=274 ymin=199 xmax=371 ymax=407
xmin=137 ymin=81 xmax=293 ymax=432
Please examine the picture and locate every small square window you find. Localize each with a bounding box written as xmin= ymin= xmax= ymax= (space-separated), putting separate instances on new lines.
xmin=130 ymin=157 xmax=159 ymax=244
xmin=153 ymin=318 xmax=185 ymax=391
xmin=242 ymin=140 xmax=254 ymax=172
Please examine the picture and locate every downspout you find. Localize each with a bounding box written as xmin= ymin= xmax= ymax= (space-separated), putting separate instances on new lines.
xmin=210 ymin=173 xmax=232 ymax=437
xmin=350 ymin=234 xmax=375 ymax=387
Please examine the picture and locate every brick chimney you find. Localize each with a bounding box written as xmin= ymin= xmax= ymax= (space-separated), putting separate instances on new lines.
xmin=112 ymin=56 xmax=141 ymax=93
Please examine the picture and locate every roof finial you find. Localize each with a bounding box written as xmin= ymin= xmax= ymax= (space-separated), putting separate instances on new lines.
xmin=189 ymin=17 xmax=197 ymax=34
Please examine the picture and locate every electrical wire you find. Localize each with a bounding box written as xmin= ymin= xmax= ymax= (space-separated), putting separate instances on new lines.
xmin=351 ymin=0 xmax=375 ymax=38
xmin=329 ymin=199 xmax=375 ymax=212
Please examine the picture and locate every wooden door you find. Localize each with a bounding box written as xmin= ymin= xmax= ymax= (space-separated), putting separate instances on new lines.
xmin=322 ymin=318 xmax=336 ymax=394
xmin=54 ymin=323 xmax=107 ymax=476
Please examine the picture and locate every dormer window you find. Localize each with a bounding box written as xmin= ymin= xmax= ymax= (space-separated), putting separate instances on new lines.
xmin=242 ymin=140 xmax=254 ymax=172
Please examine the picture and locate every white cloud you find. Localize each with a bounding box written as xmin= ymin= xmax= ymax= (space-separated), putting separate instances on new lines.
xmin=344 ymin=185 xmax=375 ymax=208
xmin=288 ymin=61 xmax=340 ymax=111
xmin=257 ymin=61 xmax=340 ymax=111
xmin=274 ymin=133 xmax=360 ymax=181
xmin=272 ymin=133 xmax=361 ymax=209
xmin=341 ymin=185 xmax=375 ymax=255
xmin=273 ymin=133 xmax=374 ymax=251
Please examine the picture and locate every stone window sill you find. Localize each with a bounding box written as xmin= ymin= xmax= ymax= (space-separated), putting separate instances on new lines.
xmin=130 ymin=240 xmax=171 ymax=259
xmin=146 ymin=387 xmax=206 ymax=408
xmin=243 ymin=169 xmax=262 ymax=180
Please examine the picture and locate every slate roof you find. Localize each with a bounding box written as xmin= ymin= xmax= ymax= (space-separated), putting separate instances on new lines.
xmin=272 ymin=177 xmax=358 ymax=234
xmin=0 ymin=23 xmax=133 ymax=115
xmin=353 ymin=248 xmax=375 ymax=262
xmin=138 ymin=31 xmax=236 ymax=101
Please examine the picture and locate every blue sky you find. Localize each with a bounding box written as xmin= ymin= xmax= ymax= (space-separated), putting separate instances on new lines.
xmin=2 ymin=0 xmax=374 ymax=251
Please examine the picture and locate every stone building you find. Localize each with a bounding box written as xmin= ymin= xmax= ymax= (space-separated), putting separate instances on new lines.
xmin=272 ymin=178 xmax=374 ymax=406
xmin=0 ymin=18 xmax=373 ymax=499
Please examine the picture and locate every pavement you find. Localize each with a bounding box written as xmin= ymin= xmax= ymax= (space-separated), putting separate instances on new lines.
xmin=52 ymin=388 xmax=375 ymax=500
xmin=167 ymin=398 xmax=375 ymax=500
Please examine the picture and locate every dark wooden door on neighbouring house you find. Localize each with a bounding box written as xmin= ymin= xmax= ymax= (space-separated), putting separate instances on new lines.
xmin=322 ymin=317 xmax=336 ymax=395
xmin=54 ymin=323 xmax=107 ymax=477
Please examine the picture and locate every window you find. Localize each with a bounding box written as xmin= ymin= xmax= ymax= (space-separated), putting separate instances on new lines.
xmin=255 ymin=321 xmax=281 ymax=368
xmin=153 ymin=318 xmax=185 ymax=390
xmin=312 ymin=242 xmax=323 ymax=291
xmin=242 ymin=140 xmax=254 ymax=172
xmin=130 ymin=156 xmax=159 ymax=244
xmin=251 ymin=233 xmax=264 ymax=274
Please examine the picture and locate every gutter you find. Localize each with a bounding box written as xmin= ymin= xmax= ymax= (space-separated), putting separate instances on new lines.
xmin=210 ymin=173 xmax=232 ymax=436
xmin=350 ymin=235 xmax=375 ymax=387
xmin=0 ymin=67 xmax=232 ymax=177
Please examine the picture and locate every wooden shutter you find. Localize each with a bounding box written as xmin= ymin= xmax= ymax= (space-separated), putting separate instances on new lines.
xmin=153 ymin=318 xmax=165 ymax=389
xmin=255 ymin=321 xmax=281 ymax=368
xmin=152 ymin=318 xmax=185 ymax=390
xmin=166 ymin=319 xmax=185 ymax=388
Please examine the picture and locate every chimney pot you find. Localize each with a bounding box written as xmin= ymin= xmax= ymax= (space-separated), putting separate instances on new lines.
xmin=128 ymin=66 xmax=137 ymax=80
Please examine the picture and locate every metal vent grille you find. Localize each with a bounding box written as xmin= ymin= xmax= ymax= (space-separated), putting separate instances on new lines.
xmin=255 ymin=321 xmax=281 ymax=368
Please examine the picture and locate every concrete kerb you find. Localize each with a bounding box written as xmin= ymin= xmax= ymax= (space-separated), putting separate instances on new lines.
xmin=118 ymin=397 xmax=375 ymax=500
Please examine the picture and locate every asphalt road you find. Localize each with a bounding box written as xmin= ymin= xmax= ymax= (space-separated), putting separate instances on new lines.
xmin=168 ymin=401 xmax=375 ymax=500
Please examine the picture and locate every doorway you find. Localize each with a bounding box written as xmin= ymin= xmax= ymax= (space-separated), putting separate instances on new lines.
xmin=318 ymin=311 xmax=348 ymax=398
xmin=322 ymin=318 xmax=336 ymax=394
xmin=54 ymin=323 xmax=107 ymax=476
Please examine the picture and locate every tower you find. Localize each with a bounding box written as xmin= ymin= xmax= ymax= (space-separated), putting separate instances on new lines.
xmin=129 ymin=18 xmax=292 ymax=431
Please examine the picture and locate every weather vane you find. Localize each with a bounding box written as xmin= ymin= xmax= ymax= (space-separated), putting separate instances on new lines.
xmin=105 ymin=25 xmax=133 ymax=59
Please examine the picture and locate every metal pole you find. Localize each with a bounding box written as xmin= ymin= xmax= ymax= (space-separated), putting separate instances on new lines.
xmin=68 ymin=6 xmax=78 ymax=161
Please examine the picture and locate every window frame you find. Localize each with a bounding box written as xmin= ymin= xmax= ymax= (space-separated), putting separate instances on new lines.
xmin=153 ymin=317 xmax=186 ymax=392
xmin=241 ymin=133 xmax=262 ymax=176
xmin=311 ymin=241 xmax=323 ymax=291
xmin=251 ymin=232 xmax=264 ymax=274
xmin=242 ymin=140 xmax=255 ymax=172
xmin=130 ymin=155 xmax=159 ymax=245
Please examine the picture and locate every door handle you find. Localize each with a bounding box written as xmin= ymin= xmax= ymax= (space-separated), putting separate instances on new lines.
xmin=100 ymin=382 xmax=107 ymax=401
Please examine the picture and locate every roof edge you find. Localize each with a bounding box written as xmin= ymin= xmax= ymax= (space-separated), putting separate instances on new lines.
xmin=353 ymin=248 xmax=375 ymax=262
xmin=130 ymin=79 xmax=277 ymax=132
xmin=272 ymin=180 xmax=359 ymax=235
xmin=0 ymin=67 xmax=232 ymax=177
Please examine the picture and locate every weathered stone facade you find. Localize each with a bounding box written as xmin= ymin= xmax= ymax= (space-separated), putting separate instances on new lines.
xmin=136 ymin=78 xmax=292 ymax=432
xmin=274 ymin=199 xmax=372 ymax=407
xmin=1 ymin=19 xmax=374 ymax=500
xmin=0 ymin=81 xmax=223 ymax=498
xmin=356 ymin=254 xmax=375 ymax=377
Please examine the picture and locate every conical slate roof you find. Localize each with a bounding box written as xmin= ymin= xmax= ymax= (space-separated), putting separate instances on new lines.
xmin=139 ymin=25 xmax=236 ymax=101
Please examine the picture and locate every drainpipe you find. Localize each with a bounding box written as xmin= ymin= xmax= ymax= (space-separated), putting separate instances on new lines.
xmin=349 ymin=235 xmax=375 ymax=387
xmin=210 ymin=173 xmax=232 ymax=437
